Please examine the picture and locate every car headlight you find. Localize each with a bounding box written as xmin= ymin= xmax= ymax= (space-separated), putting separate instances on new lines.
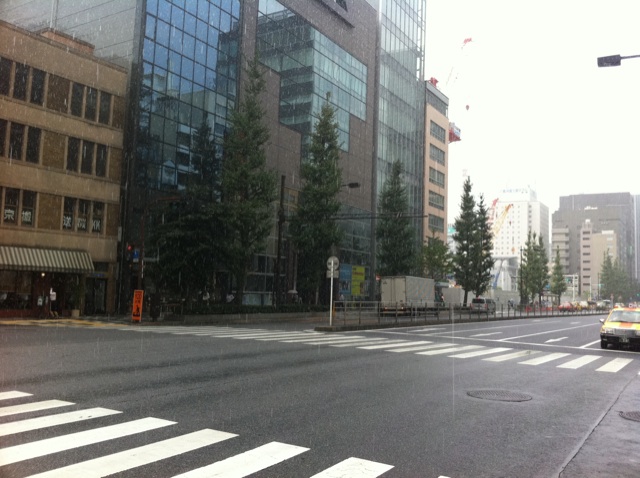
xmin=635 ymin=330 xmax=640 ymax=336
xmin=602 ymin=327 xmax=615 ymax=334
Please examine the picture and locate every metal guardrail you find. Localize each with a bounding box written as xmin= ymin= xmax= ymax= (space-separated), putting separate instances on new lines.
xmin=331 ymin=301 xmax=605 ymax=326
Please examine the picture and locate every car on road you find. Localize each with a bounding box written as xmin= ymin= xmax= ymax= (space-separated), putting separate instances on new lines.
xmin=600 ymin=307 xmax=640 ymax=349
xmin=558 ymin=301 xmax=574 ymax=312
xmin=470 ymin=297 xmax=496 ymax=314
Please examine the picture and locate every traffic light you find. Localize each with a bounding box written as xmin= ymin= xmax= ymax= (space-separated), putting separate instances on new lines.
xmin=125 ymin=243 xmax=134 ymax=262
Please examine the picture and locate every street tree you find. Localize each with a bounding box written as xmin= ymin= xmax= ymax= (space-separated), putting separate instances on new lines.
xmin=376 ymin=160 xmax=416 ymax=276
xmin=220 ymin=55 xmax=277 ymax=304
xmin=469 ymin=194 xmax=494 ymax=297
xmin=289 ymin=96 xmax=343 ymax=304
xmin=519 ymin=232 xmax=549 ymax=305
xmin=600 ymin=254 xmax=630 ymax=303
xmin=452 ymin=177 xmax=477 ymax=305
xmin=420 ymin=234 xmax=452 ymax=283
xmin=549 ymin=247 xmax=567 ymax=305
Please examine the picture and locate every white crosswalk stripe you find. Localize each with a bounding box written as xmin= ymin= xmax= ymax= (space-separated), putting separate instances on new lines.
xmin=0 ymin=392 xmax=394 ymax=477
xmin=110 ymin=326 xmax=637 ymax=374
xmin=0 ymin=399 xmax=73 ymax=418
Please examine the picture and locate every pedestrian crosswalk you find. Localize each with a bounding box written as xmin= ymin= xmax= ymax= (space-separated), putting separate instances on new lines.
xmin=110 ymin=325 xmax=637 ymax=374
xmin=0 ymin=391 xmax=393 ymax=477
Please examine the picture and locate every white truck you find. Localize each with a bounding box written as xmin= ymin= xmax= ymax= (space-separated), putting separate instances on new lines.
xmin=441 ymin=287 xmax=466 ymax=306
xmin=380 ymin=276 xmax=435 ymax=314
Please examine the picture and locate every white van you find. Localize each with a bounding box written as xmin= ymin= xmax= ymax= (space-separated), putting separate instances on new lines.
xmin=470 ymin=297 xmax=496 ymax=314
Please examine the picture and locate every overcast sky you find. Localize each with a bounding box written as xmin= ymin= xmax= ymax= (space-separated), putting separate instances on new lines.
xmin=425 ymin=0 xmax=640 ymax=223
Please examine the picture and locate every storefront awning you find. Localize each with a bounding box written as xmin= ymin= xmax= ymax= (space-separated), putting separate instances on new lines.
xmin=0 ymin=246 xmax=94 ymax=274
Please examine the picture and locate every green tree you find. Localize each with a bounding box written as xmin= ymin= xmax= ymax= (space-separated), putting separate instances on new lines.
xmin=376 ymin=160 xmax=416 ymax=276
xmin=289 ymin=97 xmax=343 ymax=304
xmin=452 ymin=177 xmax=477 ymax=305
xmin=220 ymin=55 xmax=277 ymax=304
xmin=600 ymin=254 xmax=631 ymax=303
xmin=549 ymin=247 xmax=567 ymax=305
xmin=531 ymin=234 xmax=549 ymax=304
xmin=469 ymin=194 xmax=494 ymax=297
xmin=519 ymin=232 xmax=549 ymax=305
xmin=420 ymin=234 xmax=452 ymax=282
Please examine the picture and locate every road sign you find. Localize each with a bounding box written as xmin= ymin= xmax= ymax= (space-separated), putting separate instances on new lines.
xmin=327 ymin=256 xmax=339 ymax=270
xmin=326 ymin=270 xmax=339 ymax=279
xmin=132 ymin=289 xmax=144 ymax=322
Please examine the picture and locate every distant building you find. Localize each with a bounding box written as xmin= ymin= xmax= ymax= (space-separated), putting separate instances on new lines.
xmin=552 ymin=192 xmax=635 ymax=296
xmin=0 ymin=20 xmax=127 ymax=316
xmin=489 ymin=187 xmax=549 ymax=291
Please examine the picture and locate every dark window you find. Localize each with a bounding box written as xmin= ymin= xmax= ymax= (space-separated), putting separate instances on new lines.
xmin=92 ymin=202 xmax=103 ymax=233
xmin=46 ymin=74 xmax=70 ymax=112
xmin=0 ymin=57 xmax=12 ymax=96
xmin=96 ymin=144 xmax=107 ymax=177
xmin=71 ymin=83 xmax=84 ymax=117
xmin=21 ymin=190 xmax=36 ymax=226
xmin=0 ymin=119 xmax=6 ymax=156
xmin=85 ymin=87 xmax=97 ymax=121
xmin=3 ymin=188 xmax=19 ymax=224
xmin=30 ymin=68 xmax=45 ymax=105
xmin=63 ymin=197 xmax=75 ymax=230
xmin=13 ymin=64 xmax=29 ymax=100
xmin=77 ymin=199 xmax=90 ymax=232
xmin=67 ymin=137 xmax=80 ymax=172
xmin=25 ymin=127 xmax=41 ymax=164
xmin=9 ymin=123 xmax=25 ymax=160
xmin=81 ymin=141 xmax=95 ymax=174
xmin=98 ymin=91 xmax=111 ymax=124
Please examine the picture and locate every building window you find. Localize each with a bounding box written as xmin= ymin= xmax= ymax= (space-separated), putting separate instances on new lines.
xmin=13 ymin=64 xmax=29 ymax=101
xmin=85 ymin=87 xmax=98 ymax=121
xmin=98 ymin=92 xmax=112 ymax=125
xmin=429 ymin=167 xmax=445 ymax=187
xmin=428 ymin=215 xmax=445 ymax=233
xmin=428 ymin=190 xmax=445 ymax=210
xmin=0 ymin=119 xmax=6 ymax=156
xmin=3 ymin=188 xmax=19 ymax=224
xmin=9 ymin=123 xmax=25 ymax=160
xmin=30 ymin=68 xmax=45 ymax=105
xmin=67 ymin=137 xmax=80 ymax=172
xmin=96 ymin=144 xmax=108 ymax=177
xmin=77 ymin=199 xmax=90 ymax=232
xmin=430 ymin=121 xmax=446 ymax=143
xmin=92 ymin=202 xmax=104 ymax=233
xmin=47 ymin=74 xmax=70 ymax=113
xmin=0 ymin=57 xmax=11 ymax=96
xmin=71 ymin=83 xmax=84 ymax=117
xmin=25 ymin=127 xmax=41 ymax=164
xmin=63 ymin=197 xmax=75 ymax=230
xmin=21 ymin=190 xmax=36 ymax=226
xmin=81 ymin=141 xmax=95 ymax=174
xmin=429 ymin=144 xmax=445 ymax=165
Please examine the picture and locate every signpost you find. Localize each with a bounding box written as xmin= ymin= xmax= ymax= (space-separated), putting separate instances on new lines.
xmin=327 ymin=256 xmax=339 ymax=326
xmin=132 ymin=289 xmax=144 ymax=323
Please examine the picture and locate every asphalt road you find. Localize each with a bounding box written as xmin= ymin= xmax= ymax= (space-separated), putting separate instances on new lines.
xmin=1 ymin=314 xmax=640 ymax=477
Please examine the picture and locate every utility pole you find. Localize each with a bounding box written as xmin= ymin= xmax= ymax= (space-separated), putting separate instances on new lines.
xmin=273 ymin=175 xmax=285 ymax=307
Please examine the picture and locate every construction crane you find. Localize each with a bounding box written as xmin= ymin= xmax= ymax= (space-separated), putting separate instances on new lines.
xmin=492 ymin=204 xmax=513 ymax=237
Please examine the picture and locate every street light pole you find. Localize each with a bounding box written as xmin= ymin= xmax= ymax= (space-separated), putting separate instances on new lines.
xmin=597 ymin=53 xmax=640 ymax=67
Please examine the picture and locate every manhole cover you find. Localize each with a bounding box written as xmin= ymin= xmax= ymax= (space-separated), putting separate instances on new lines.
xmin=619 ymin=411 xmax=640 ymax=422
xmin=467 ymin=390 xmax=532 ymax=402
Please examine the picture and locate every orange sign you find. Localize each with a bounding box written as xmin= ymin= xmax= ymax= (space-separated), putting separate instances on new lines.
xmin=132 ymin=289 xmax=144 ymax=322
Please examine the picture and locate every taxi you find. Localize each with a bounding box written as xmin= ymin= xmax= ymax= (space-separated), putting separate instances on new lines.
xmin=600 ymin=307 xmax=640 ymax=349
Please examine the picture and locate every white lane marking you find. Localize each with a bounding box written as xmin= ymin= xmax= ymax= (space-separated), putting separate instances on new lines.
xmin=0 ymin=400 xmax=73 ymax=418
xmin=0 ymin=417 xmax=175 ymax=466
xmin=597 ymin=358 xmax=634 ymax=373
xmin=557 ymin=355 xmax=602 ymax=369
xmin=483 ymin=350 xmax=540 ymax=362
xmin=330 ymin=339 xmax=391 ymax=347
xmin=470 ymin=332 xmax=503 ymax=337
xmin=358 ymin=340 xmax=429 ymax=350
xmin=498 ymin=323 xmax=596 ymax=341
xmin=0 ymin=391 xmax=32 ymax=401
xmin=292 ymin=337 xmax=369 ymax=345
xmin=281 ymin=335 xmax=364 ymax=343
xmin=0 ymin=408 xmax=121 ymax=437
xmin=545 ymin=337 xmax=568 ymax=343
xmin=519 ymin=353 xmax=571 ymax=365
xmin=387 ymin=343 xmax=456 ymax=353
xmin=27 ymin=429 xmax=237 ymax=478
xmin=448 ymin=347 xmax=512 ymax=359
xmin=173 ymin=441 xmax=309 ymax=477
xmin=258 ymin=333 xmax=326 ymax=341
xmin=416 ymin=345 xmax=483 ymax=356
xmin=309 ymin=457 xmax=394 ymax=477
xmin=579 ymin=340 xmax=602 ymax=349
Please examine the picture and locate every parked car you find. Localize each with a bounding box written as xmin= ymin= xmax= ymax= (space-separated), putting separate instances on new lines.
xmin=470 ymin=297 xmax=496 ymax=314
xmin=600 ymin=307 xmax=640 ymax=349
xmin=558 ymin=301 xmax=574 ymax=312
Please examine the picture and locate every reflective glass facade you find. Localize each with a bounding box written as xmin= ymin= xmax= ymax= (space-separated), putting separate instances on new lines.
xmin=256 ymin=0 xmax=367 ymax=153
xmin=138 ymin=0 xmax=241 ymax=191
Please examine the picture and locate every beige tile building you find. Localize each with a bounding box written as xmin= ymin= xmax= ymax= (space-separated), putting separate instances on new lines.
xmin=0 ymin=20 xmax=127 ymax=316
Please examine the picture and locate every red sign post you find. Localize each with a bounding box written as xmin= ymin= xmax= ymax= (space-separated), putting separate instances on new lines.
xmin=132 ymin=289 xmax=144 ymax=322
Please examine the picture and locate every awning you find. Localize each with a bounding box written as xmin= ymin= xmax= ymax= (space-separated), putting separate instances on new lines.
xmin=0 ymin=246 xmax=94 ymax=274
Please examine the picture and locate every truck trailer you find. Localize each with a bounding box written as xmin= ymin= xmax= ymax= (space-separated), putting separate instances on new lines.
xmin=380 ymin=276 xmax=435 ymax=314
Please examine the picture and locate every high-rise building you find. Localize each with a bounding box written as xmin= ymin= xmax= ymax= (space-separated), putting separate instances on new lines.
xmin=1 ymin=0 xmax=429 ymax=311
xmin=552 ymin=193 xmax=635 ymax=296
xmin=0 ymin=20 xmax=128 ymax=316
